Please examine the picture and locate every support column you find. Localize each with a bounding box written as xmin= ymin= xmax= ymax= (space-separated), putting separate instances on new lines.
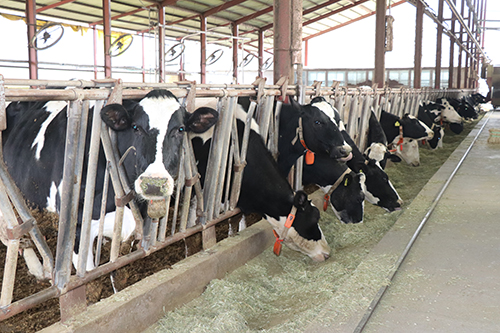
xmin=435 ymin=0 xmax=444 ymax=89
xmin=232 ymin=23 xmax=238 ymax=84
xmin=26 ymin=0 xmax=38 ymax=80
xmin=291 ymin=0 xmax=303 ymax=85
xmin=158 ymin=5 xmax=165 ymax=82
xmin=464 ymin=0 xmax=471 ymax=88
xmin=103 ymin=0 xmax=112 ymax=78
xmin=258 ymin=29 xmax=264 ymax=78
xmin=457 ymin=0 xmax=465 ymax=88
xmin=274 ymin=0 xmax=291 ymax=83
xmin=200 ymin=15 xmax=207 ymax=84
xmin=449 ymin=0 xmax=456 ymax=88
xmin=374 ymin=0 xmax=386 ymax=88
xmin=414 ymin=0 xmax=424 ymax=89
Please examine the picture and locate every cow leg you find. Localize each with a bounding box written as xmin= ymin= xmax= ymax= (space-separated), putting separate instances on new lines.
xmin=238 ymin=215 xmax=247 ymax=232
xmin=22 ymin=248 xmax=45 ymax=280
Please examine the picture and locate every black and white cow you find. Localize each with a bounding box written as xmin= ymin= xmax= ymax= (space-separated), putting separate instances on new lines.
xmin=366 ymin=109 xmax=402 ymax=169
xmin=418 ymin=104 xmax=444 ymax=149
xmin=302 ymin=154 xmax=365 ymax=224
xmin=311 ymin=98 xmax=402 ymax=212
xmin=277 ymin=97 xmax=352 ymax=177
xmin=3 ymin=89 xmax=218 ymax=271
xmin=191 ymin=107 xmax=331 ymax=262
xmin=380 ymin=110 xmax=434 ymax=143
xmin=437 ymin=97 xmax=478 ymax=121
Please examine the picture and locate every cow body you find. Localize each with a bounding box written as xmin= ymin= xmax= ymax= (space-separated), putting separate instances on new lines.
xmin=3 ymin=90 xmax=218 ymax=271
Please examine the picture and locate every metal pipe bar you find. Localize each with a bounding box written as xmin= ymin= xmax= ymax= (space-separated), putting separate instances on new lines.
xmin=77 ymin=101 xmax=103 ymax=275
xmin=54 ymin=100 xmax=84 ymax=290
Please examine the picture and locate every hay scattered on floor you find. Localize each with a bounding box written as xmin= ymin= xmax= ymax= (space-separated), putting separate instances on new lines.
xmin=151 ymin=120 xmax=479 ymax=333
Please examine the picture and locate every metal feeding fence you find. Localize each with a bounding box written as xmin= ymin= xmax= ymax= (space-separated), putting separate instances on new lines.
xmin=0 ymin=75 xmax=475 ymax=323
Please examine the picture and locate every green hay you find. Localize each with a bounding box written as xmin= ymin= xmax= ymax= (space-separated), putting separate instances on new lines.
xmin=151 ymin=118 xmax=480 ymax=333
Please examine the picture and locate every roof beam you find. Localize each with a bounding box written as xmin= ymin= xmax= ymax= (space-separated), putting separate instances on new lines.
xmin=36 ymin=0 xmax=78 ymax=13
xmin=234 ymin=7 xmax=273 ymax=25
xmin=303 ymin=0 xmax=370 ymax=27
xmin=90 ymin=6 xmax=152 ymax=26
xmin=168 ymin=0 xmax=248 ymax=26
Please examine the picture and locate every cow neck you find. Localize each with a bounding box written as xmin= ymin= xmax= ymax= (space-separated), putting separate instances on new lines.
xmin=322 ymin=167 xmax=352 ymax=211
xmin=389 ymin=125 xmax=404 ymax=153
xmin=272 ymin=206 xmax=297 ymax=256
xmin=291 ymin=117 xmax=315 ymax=165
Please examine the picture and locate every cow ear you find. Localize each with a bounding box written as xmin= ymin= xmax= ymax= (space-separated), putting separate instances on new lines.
xmin=386 ymin=153 xmax=402 ymax=163
xmin=289 ymin=96 xmax=301 ymax=110
xmin=101 ymin=103 xmax=131 ymax=131
xmin=187 ymin=107 xmax=219 ymax=133
xmin=293 ymin=190 xmax=309 ymax=210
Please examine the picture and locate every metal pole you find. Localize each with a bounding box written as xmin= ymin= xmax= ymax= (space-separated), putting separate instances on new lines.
xmin=200 ymin=15 xmax=207 ymax=84
xmin=103 ymin=0 xmax=112 ymax=78
xmin=274 ymin=0 xmax=292 ymax=83
xmin=158 ymin=5 xmax=165 ymax=83
xmin=414 ymin=0 xmax=424 ymax=89
xmin=435 ymin=0 xmax=444 ymax=89
xmin=232 ymin=24 xmax=239 ymax=83
xmin=449 ymin=0 xmax=457 ymax=88
xmin=26 ymin=0 xmax=38 ymax=80
xmin=374 ymin=0 xmax=386 ymax=88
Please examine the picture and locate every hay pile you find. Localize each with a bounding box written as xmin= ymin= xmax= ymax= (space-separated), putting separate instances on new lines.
xmin=150 ymin=120 xmax=478 ymax=333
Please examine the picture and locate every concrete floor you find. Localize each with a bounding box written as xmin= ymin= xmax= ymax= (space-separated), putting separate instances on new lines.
xmin=362 ymin=111 xmax=500 ymax=333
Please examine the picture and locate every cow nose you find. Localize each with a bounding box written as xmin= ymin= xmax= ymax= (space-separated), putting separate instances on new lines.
xmin=341 ymin=144 xmax=352 ymax=156
xmin=138 ymin=176 xmax=172 ymax=197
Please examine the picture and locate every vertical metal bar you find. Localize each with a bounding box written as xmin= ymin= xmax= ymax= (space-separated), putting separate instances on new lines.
xmin=99 ymin=123 xmax=126 ymax=263
xmin=458 ymin=0 xmax=465 ymax=88
xmin=0 ymin=178 xmax=21 ymax=306
xmin=214 ymin=97 xmax=237 ymax=219
xmin=229 ymin=101 xmax=255 ymax=209
xmin=259 ymin=95 xmax=273 ymax=144
xmin=232 ymin=24 xmax=238 ymax=84
xmin=449 ymin=0 xmax=456 ymax=88
xmin=258 ymin=29 xmax=264 ymax=78
xmin=158 ymin=5 xmax=165 ymax=82
xmin=93 ymin=28 xmax=98 ymax=79
xmin=200 ymin=15 xmax=207 ymax=84
xmin=435 ymin=0 xmax=444 ymax=89
xmin=103 ymin=0 xmax=112 ymax=78
xmin=158 ymin=196 xmax=170 ymax=242
xmin=54 ymin=100 xmax=83 ymax=290
xmin=374 ymin=0 xmax=386 ymax=88
xmin=26 ymin=0 xmax=38 ymax=80
xmin=414 ymin=0 xmax=424 ymax=89
xmin=77 ymin=101 xmax=103 ymax=275
xmin=179 ymin=135 xmax=194 ymax=232
xmin=95 ymin=163 xmax=110 ymax=267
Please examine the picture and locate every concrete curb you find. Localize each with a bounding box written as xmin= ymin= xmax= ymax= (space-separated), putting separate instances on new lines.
xmin=40 ymin=220 xmax=274 ymax=333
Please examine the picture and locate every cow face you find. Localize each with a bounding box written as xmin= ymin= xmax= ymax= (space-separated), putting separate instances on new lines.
xmin=364 ymin=142 xmax=401 ymax=169
xmin=292 ymin=98 xmax=352 ymax=161
xmin=360 ymin=159 xmax=402 ymax=212
xmin=273 ymin=191 xmax=331 ymax=262
xmin=327 ymin=172 xmax=365 ymax=224
xmin=392 ymin=137 xmax=420 ymax=167
xmin=101 ymin=90 xmax=218 ymax=200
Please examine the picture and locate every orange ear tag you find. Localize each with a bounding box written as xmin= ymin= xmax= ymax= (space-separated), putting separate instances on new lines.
xmin=285 ymin=214 xmax=295 ymax=228
xmin=272 ymin=230 xmax=282 ymax=256
xmin=305 ymin=150 xmax=315 ymax=165
xmin=323 ymin=194 xmax=330 ymax=211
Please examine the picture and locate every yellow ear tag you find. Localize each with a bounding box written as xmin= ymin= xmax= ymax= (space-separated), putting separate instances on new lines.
xmin=395 ymin=121 xmax=400 ymax=127
xmin=344 ymin=178 xmax=349 ymax=186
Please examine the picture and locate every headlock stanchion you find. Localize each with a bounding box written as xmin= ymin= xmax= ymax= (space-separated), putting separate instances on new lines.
xmin=0 ymin=77 xmax=478 ymax=323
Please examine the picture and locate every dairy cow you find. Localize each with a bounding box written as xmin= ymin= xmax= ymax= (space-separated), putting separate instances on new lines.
xmin=366 ymin=109 xmax=401 ymax=169
xmin=3 ymin=90 xmax=218 ymax=270
xmin=311 ymin=98 xmax=402 ymax=212
xmin=191 ymin=107 xmax=331 ymax=261
xmin=418 ymin=104 xmax=444 ymax=149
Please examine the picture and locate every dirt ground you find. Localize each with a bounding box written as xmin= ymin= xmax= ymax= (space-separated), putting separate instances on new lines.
xmin=0 ymin=207 xmax=256 ymax=333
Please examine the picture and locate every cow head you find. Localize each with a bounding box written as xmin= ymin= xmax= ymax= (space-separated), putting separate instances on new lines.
xmin=360 ymin=158 xmax=402 ymax=212
xmin=364 ymin=142 xmax=401 ymax=169
xmin=401 ymin=114 xmax=434 ymax=140
xmin=391 ymin=137 xmax=420 ymax=167
xmin=101 ymin=90 xmax=218 ymax=200
xmin=291 ymin=97 xmax=352 ymax=161
xmin=276 ymin=191 xmax=331 ymax=262
xmin=327 ymin=172 xmax=365 ymax=224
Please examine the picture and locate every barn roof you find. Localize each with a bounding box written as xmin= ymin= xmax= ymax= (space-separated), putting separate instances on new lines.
xmin=0 ymin=0 xmax=404 ymax=52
